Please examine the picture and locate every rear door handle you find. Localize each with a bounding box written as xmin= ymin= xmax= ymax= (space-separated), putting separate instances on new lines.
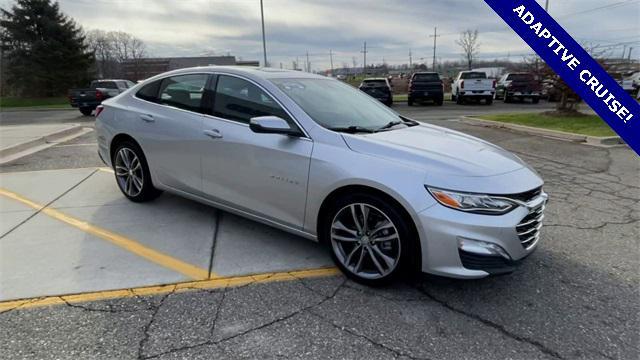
xmin=203 ymin=129 xmax=223 ymax=139
xmin=140 ymin=114 xmax=155 ymax=123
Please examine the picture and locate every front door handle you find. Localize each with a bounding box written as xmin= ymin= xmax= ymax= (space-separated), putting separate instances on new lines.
xmin=140 ymin=114 xmax=155 ymax=123
xmin=203 ymin=129 xmax=223 ymax=139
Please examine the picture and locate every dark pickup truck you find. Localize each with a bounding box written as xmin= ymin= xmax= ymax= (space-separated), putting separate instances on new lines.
xmin=408 ymin=72 xmax=444 ymax=106
xmin=358 ymin=78 xmax=393 ymax=106
xmin=69 ymin=79 xmax=135 ymax=115
xmin=495 ymin=73 xmax=541 ymax=103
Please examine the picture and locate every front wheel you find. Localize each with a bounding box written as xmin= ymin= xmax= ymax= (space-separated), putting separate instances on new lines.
xmin=322 ymin=193 xmax=419 ymax=285
xmin=485 ymin=96 xmax=493 ymax=105
xmin=113 ymin=141 xmax=162 ymax=202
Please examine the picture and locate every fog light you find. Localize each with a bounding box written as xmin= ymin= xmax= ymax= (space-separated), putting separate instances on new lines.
xmin=457 ymin=237 xmax=511 ymax=260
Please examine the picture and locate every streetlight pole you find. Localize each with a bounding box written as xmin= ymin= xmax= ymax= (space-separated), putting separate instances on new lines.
xmin=260 ymin=0 xmax=267 ymax=67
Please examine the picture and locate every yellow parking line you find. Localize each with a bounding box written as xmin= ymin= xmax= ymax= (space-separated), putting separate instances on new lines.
xmin=97 ymin=167 xmax=114 ymax=174
xmin=0 ymin=187 xmax=211 ymax=281
xmin=0 ymin=267 xmax=341 ymax=312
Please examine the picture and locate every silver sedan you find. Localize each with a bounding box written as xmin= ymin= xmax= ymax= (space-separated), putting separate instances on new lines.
xmin=95 ymin=67 xmax=547 ymax=285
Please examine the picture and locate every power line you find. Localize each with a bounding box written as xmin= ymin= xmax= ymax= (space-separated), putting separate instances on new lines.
xmin=559 ymin=0 xmax=640 ymax=18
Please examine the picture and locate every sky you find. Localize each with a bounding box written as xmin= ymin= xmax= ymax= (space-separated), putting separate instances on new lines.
xmin=2 ymin=0 xmax=639 ymax=71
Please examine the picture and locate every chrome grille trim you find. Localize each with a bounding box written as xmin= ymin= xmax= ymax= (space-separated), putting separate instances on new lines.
xmin=516 ymin=199 xmax=546 ymax=250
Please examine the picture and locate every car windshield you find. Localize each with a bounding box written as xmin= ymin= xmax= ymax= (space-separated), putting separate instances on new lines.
xmin=413 ymin=73 xmax=439 ymax=81
xmin=271 ymin=78 xmax=402 ymax=131
xmin=461 ymin=72 xmax=486 ymax=79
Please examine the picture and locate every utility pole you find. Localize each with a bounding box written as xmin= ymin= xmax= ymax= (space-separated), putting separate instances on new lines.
xmin=409 ymin=49 xmax=412 ymax=69
xmin=306 ymin=51 xmax=310 ymax=72
xmin=628 ymin=47 xmax=633 ymax=62
xmin=329 ymin=49 xmax=334 ymax=75
xmin=429 ymin=27 xmax=440 ymax=71
xmin=361 ymin=41 xmax=368 ymax=76
xmin=260 ymin=0 xmax=267 ymax=67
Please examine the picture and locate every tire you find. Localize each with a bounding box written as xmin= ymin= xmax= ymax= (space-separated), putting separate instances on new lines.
xmin=451 ymin=93 xmax=456 ymax=102
xmin=531 ymin=97 xmax=540 ymax=104
xmin=485 ymin=97 xmax=493 ymax=105
xmin=80 ymin=107 xmax=94 ymax=116
xmin=435 ymin=97 xmax=443 ymax=106
xmin=456 ymin=94 xmax=464 ymax=105
xmin=321 ymin=192 xmax=419 ymax=285
xmin=112 ymin=140 xmax=162 ymax=202
xmin=504 ymin=95 xmax=511 ymax=103
xmin=386 ymin=100 xmax=393 ymax=107
xmin=407 ymin=98 xmax=414 ymax=106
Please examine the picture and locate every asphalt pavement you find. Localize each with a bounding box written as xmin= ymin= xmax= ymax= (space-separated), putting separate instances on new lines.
xmin=0 ymin=103 xmax=638 ymax=359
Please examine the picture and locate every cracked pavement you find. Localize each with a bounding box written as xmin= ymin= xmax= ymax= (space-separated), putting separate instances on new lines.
xmin=1 ymin=111 xmax=638 ymax=359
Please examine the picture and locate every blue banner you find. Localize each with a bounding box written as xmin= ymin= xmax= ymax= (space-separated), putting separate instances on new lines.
xmin=484 ymin=0 xmax=639 ymax=155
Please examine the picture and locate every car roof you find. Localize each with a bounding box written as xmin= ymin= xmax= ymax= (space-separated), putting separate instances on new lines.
xmin=160 ymin=66 xmax=326 ymax=80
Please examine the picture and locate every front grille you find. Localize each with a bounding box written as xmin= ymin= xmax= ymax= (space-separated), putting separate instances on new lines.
xmin=516 ymin=204 xmax=544 ymax=250
xmin=506 ymin=186 xmax=542 ymax=203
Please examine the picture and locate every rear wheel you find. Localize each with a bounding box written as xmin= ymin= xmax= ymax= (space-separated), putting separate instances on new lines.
xmin=485 ymin=96 xmax=493 ymax=105
xmin=456 ymin=94 xmax=464 ymax=104
xmin=322 ymin=193 xmax=419 ymax=285
xmin=112 ymin=141 xmax=162 ymax=202
xmin=79 ymin=107 xmax=93 ymax=116
xmin=504 ymin=95 xmax=512 ymax=103
xmin=435 ymin=97 xmax=444 ymax=106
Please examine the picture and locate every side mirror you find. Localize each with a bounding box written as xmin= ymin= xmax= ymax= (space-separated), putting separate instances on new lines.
xmin=249 ymin=116 xmax=302 ymax=137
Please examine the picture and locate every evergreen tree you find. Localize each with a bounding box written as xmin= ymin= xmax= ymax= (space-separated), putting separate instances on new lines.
xmin=1 ymin=0 xmax=94 ymax=97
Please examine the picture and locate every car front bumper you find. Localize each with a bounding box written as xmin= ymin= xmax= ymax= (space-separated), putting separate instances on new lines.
xmin=417 ymin=192 xmax=547 ymax=279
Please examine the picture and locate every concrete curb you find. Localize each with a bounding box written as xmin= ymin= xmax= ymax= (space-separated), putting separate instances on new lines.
xmin=0 ymin=124 xmax=92 ymax=164
xmin=459 ymin=116 xmax=625 ymax=147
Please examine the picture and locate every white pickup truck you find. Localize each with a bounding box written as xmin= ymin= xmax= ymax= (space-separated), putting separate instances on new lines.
xmin=452 ymin=71 xmax=496 ymax=105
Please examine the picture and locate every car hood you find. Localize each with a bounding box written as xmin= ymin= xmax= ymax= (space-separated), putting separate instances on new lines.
xmin=342 ymin=123 xmax=528 ymax=177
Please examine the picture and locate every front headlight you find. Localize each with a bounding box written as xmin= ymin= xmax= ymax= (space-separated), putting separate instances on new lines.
xmin=426 ymin=187 xmax=517 ymax=215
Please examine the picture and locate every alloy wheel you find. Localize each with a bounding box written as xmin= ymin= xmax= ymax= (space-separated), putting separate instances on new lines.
xmin=330 ymin=203 xmax=401 ymax=280
xmin=114 ymin=147 xmax=144 ymax=197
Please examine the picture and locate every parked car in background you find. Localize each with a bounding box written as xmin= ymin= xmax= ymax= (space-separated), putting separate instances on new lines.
xmin=96 ymin=67 xmax=546 ymax=284
xmin=359 ymin=78 xmax=393 ymax=106
xmin=407 ymin=72 xmax=444 ymax=106
xmin=452 ymin=71 xmax=495 ymax=105
xmin=69 ymin=79 xmax=135 ymax=115
xmin=495 ymin=73 xmax=541 ymax=103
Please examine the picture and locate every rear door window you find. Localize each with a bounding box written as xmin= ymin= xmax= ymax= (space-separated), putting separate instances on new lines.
xmin=158 ymin=74 xmax=209 ymax=113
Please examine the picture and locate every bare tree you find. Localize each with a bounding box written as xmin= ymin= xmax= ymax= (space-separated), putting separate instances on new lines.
xmin=456 ymin=29 xmax=480 ymax=70
xmin=85 ymin=30 xmax=146 ymax=79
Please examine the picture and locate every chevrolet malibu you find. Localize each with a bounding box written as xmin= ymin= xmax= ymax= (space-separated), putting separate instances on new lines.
xmin=95 ymin=67 xmax=547 ymax=285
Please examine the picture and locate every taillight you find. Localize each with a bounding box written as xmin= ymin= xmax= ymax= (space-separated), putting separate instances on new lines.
xmin=460 ymin=80 xmax=464 ymax=89
xmin=95 ymin=90 xmax=104 ymax=101
xmin=492 ymin=79 xmax=497 ymax=88
xmin=95 ymin=105 xmax=104 ymax=117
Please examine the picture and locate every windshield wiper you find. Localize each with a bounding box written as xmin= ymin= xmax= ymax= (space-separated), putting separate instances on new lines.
xmin=328 ymin=126 xmax=376 ymax=134
xmin=375 ymin=120 xmax=403 ymax=132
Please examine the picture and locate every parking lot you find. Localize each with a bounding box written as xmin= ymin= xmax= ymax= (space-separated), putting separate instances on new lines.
xmin=1 ymin=102 xmax=638 ymax=359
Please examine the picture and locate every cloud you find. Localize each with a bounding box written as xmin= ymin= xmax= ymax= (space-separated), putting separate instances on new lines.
xmin=1 ymin=0 xmax=637 ymax=69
